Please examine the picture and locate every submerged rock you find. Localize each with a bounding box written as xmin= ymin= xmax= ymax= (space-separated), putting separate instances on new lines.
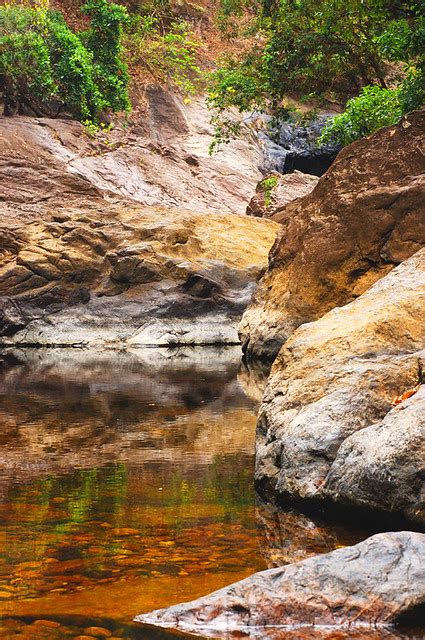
xmin=240 ymin=110 xmax=425 ymax=362
xmin=256 ymin=249 xmax=425 ymax=524
xmin=0 ymin=117 xmax=278 ymax=347
xmin=135 ymin=531 xmax=425 ymax=636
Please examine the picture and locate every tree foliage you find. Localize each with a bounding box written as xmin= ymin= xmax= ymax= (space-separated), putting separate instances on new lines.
xmin=209 ymin=0 xmax=424 ymax=147
xmin=0 ymin=0 xmax=130 ymax=121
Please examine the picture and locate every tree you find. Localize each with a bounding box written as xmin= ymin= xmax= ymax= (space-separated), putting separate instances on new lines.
xmin=0 ymin=0 xmax=130 ymax=121
xmin=209 ymin=0 xmax=424 ymax=147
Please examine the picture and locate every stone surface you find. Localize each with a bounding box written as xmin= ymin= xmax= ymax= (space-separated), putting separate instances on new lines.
xmin=239 ymin=110 xmax=425 ymax=361
xmin=0 ymin=113 xmax=278 ymax=347
xmin=256 ymin=249 xmax=425 ymax=524
xmin=0 ymin=89 xmax=263 ymax=216
xmin=246 ymin=171 xmax=319 ymax=218
xmin=324 ymin=386 xmax=425 ymax=524
xmin=259 ymin=114 xmax=340 ymax=176
xmin=135 ymin=531 xmax=425 ymax=635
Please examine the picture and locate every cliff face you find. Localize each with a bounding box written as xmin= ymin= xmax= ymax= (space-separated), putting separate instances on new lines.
xmin=239 ymin=110 xmax=425 ymax=362
xmin=0 ymin=101 xmax=278 ymax=347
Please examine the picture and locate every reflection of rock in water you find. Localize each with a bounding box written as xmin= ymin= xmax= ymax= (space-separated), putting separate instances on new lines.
xmin=0 ymin=347 xmax=257 ymax=491
xmin=237 ymin=359 xmax=272 ymax=404
xmin=255 ymin=499 xmax=341 ymax=566
xmin=259 ymin=115 xmax=340 ymax=177
xmin=254 ymin=497 xmax=418 ymax=571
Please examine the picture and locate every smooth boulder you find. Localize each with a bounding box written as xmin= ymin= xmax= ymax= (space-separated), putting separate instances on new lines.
xmin=256 ymin=249 xmax=425 ymax=524
xmin=240 ymin=110 xmax=425 ymax=361
xmin=135 ymin=531 xmax=425 ymax=636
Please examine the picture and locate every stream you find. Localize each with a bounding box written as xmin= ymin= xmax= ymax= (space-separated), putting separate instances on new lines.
xmin=0 ymin=347 xmax=421 ymax=639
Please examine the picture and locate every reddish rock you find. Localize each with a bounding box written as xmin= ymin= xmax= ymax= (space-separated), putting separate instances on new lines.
xmin=239 ymin=110 xmax=425 ymax=361
xmin=135 ymin=531 xmax=425 ymax=636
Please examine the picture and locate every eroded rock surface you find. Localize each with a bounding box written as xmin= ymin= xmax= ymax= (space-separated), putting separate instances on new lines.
xmin=240 ymin=110 xmax=425 ymax=361
xmin=1 ymin=89 xmax=263 ymax=215
xmin=246 ymin=171 xmax=319 ymax=218
xmin=256 ymin=249 xmax=425 ymax=524
xmin=0 ymin=115 xmax=278 ymax=346
xmin=135 ymin=531 xmax=425 ymax=635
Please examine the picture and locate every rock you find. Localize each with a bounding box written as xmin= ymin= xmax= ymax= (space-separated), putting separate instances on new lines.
xmin=83 ymin=628 xmax=112 ymax=638
xmin=259 ymin=114 xmax=340 ymax=176
xmin=240 ymin=110 xmax=425 ymax=361
xmin=31 ymin=620 xmax=61 ymax=628
xmin=0 ymin=117 xmax=278 ymax=347
xmin=0 ymin=87 xmax=263 ymax=216
xmin=324 ymin=386 xmax=425 ymax=524
xmin=135 ymin=531 xmax=425 ymax=635
xmin=256 ymin=249 xmax=425 ymax=524
xmin=246 ymin=171 xmax=319 ymax=218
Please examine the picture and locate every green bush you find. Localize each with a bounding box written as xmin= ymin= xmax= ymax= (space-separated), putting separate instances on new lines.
xmin=319 ymin=86 xmax=403 ymax=146
xmin=0 ymin=0 xmax=130 ymax=122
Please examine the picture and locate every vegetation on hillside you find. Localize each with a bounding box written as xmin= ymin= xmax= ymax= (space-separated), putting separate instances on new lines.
xmin=1 ymin=0 xmax=423 ymax=145
xmin=0 ymin=0 xmax=204 ymax=123
xmin=209 ymin=0 xmax=424 ymax=147
xmin=0 ymin=0 xmax=130 ymax=121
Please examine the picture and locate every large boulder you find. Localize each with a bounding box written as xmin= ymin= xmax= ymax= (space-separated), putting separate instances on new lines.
xmin=0 ymin=117 xmax=278 ymax=347
xmin=239 ymin=110 xmax=425 ymax=361
xmin=256 ymin=249 xmax=425 ymax=524
xmin=135 ymin=531 xmax=425 ymax=637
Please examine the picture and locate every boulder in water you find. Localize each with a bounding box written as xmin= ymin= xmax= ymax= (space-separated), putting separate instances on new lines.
xmin=135 ymin=531 xmax=425 ymax=636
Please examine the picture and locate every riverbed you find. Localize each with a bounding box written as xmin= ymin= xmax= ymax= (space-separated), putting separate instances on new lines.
xmin=0 ymin=348 xmax=420 ymax=639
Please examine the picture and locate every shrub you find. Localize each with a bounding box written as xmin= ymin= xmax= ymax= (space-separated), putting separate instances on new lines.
xmin=125 ymin=16 xmax=202 ymax=95
xmin=0 ymin=0 xmax=130 ymax=122
xmin=319 ymin=86 xmax=403 ymax=146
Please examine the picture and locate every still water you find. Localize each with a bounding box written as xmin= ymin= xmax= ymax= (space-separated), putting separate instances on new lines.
xmin=0 ymin=347 xmax=420 ymax=640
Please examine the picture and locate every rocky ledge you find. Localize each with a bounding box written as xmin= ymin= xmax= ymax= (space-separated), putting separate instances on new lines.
xmin=239 ymin=110 xmax=425 ymax=362
xmin=0 ymin=116 xmax=278 ymax=347
xmin=135 ymin=531 xmax=425 ymax=637
xmin=256 ymin=249 xmax=424 ymax=525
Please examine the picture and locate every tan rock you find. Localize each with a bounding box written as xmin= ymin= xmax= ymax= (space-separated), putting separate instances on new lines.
xmin=246 ymin=170 xmax=319 ymax=218
xmin=240 ymin=110 xmax=425 ymax=361
xmin=256 ymin=249 xmax=425 ymax=523
xmin=83 ymin=628 xmax=112 ymax=638
xmin=0 ymin=117 xmax=278 ymax=347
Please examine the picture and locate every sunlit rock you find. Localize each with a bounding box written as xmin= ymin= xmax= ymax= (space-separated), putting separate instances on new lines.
xmin=256 ymin=249 xmax=425 ymax=524
xmin=240 ymin=110 xmax=425 ymax=362
xmin=135 ymin=531 xmax=425 ymax=636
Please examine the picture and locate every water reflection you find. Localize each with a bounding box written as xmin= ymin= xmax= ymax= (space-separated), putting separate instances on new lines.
xmin=0 ymin=348 xmax=421 ymax=640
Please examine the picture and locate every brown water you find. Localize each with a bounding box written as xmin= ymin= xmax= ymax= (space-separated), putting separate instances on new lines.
xmin=0 ymin=347 xmax=422 ymax=640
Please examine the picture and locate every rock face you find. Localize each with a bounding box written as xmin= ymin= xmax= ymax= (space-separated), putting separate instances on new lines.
xmin=246 ymin=171 xmax=319 ymax=218
xmin=0 ymin=89 xmax=263 ymax=216
xmin=135 ymin=531 xmax=425 ymax=636
xmin=240 ymin=110 xmax=425 ymax=361
xmin=256 ymin=249 xmax=425 ymax=525
xmin=259 ymin=114 xmax=339 ymax=176
xmin=0 ymin=115 xmax=278 ymax=347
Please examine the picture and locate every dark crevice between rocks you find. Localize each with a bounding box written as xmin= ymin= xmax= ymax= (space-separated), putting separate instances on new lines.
xmin=254 ymin=489 xmax=425 ymax=535
xmin=396 ymin=602 xmax=425 ymax=628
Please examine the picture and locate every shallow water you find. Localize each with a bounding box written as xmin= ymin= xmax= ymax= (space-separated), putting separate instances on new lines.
xmin=0 ymin=348 xmax=423 ymax=640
